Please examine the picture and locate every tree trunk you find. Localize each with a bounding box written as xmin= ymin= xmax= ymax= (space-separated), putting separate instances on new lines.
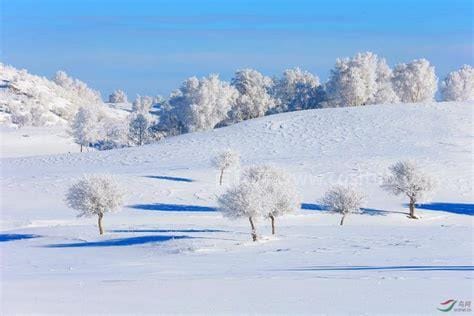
xmin=269 ymin=214 xmax=275 ymax=235
xmin=98 ymin=213 xmax=104 ymax=235
xmin=80 ymin=144 xmax=83 ymax=153
xmin=249 ymin=217 xmax=257 ymax=242
xmin=340 ymin=214 xmax=346 ymax=226
xmin=219 ymin=169 xmax=224 ymax=185
xmin=408 ymin=199 xmax=416 ymax=219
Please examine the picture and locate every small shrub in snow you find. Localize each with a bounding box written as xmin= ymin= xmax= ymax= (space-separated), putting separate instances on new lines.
xmin=71 ymin=106 xmax=99 ymax=152
xmin=381 ymin=160 xmax=435 ymax=219
xmin=392 ymin=59 xmax=437 ymax=103
xmin=441 ymin=65 xmax=474 ymax=101
xmin=321 ymin=185 xmax=364 ymax=225
xmin=212 ymin=149 xmax=240 ymax=185
xmin=66 ymin=175 xmax=124 ymax=235
xmin=109 ymin=89 xmax=128 ymax=103
xmin=241 ymin=165 xmax=300 ymax=234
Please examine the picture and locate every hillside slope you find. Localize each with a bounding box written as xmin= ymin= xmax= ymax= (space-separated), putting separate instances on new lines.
xmin=1 ymin=101 xmax=473 ymax=314
xmin=0 ymin=63 xmax=128 ymax=132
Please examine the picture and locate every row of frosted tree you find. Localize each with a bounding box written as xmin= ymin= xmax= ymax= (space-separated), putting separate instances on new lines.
xmin=67 ymin=150 xmax=435 ymax=241
xmin=70 ymin=52 xmax=473 ymax=151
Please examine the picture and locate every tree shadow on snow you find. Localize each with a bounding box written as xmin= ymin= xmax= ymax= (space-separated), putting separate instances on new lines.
xmin=285 ymin=265 xmax=474 ymax=272
xmin=143 ymin=175 xmax=194 ymax=183
xmin=359 ymin=208 xmax=408 ymax=216
xmin=111 ymin=229 xmax=225 ymax=233
xmin=416 ymin=202 xmax=474 ymax=216
xmin=0 ymin=234 xmax=41 ymax=242
xmin=45 ymin=235 xmax=192 ymax=248
xmin=130 ymin=203 xmax=217 ymax=212
xmin=301 ymin=204 xmax=407 ymax=216
xmin=300 ymin=203 xmax=326 ymax=211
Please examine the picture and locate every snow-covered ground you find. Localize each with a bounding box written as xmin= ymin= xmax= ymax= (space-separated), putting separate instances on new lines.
xmin=1 ymin=101 xmax=473 ymax=314
xmin=0 ymin=126 xmax=80 ymax=158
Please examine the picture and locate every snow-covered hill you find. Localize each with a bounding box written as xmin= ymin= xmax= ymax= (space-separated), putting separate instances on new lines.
xmin=1 ymin=101 xmax=473 ymax=314
xmin=0 ymin=63 xmax=128 ymax=129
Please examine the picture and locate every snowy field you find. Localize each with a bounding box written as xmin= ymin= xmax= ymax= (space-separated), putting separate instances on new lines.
xmin=0 ymin=126 xmax=79 ymax=158
xmin=1 ymin=101 xmax=473 ymax=314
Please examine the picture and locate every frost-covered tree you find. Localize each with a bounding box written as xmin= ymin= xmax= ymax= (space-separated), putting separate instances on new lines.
xmin=241 ymin=165 xmax=300 ymax=234
xmin=66 ymin=175 xmax=124 ymax=235
xmin=71 ymin=106 xmax=99 ymax=152
xmin=272 ymin=67 xmax=321 ymax=112
xmin=167 ymin=74 xmax=238 ymax=133
xmin=212 ymin=149 xmax=240 ymax=185
xmin=53 ymin=70 xmax=102 ymax=104
xmin=321 ymin=185 xmax=364 ymax=225
xmin=441 ymin=65 xmax=474 ymax=101
xmin=381 ymin=160 xmax=435 ymax=219
xmin=326 ymin=52 xmax=397 ymax=107
xmin=132 ymin=95 xmax=154 ymax=114
xmin=228 ymin=69 xmax=275 ymax=122
xmin=218 ymin=165 xmax=299 ymax=241
xmin=128 ymin=112 xmax=151 ymax=146
xmin=369 ymin=60 xmax=400 ymax=104
xmin=218 ymin=181 xmax=262 ymax=241
xmin=392 ymin=59 xmax=438 ymax=103
xmin=95 ymin=117 xmax=128 ymax=150
xmin=109 ymin=89 xmax=128 ymax=103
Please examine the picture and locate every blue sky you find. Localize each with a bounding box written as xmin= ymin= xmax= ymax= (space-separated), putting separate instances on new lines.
xmin=1 ymin=0 xmax=473 ymax=98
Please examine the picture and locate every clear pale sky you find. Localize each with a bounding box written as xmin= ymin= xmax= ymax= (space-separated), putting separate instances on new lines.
xmin=1 ymin=0 xmax=473 ymax=98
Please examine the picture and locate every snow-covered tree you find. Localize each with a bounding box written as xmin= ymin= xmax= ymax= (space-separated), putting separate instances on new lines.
xmin=132 ymin=95 xmax=154 ymax=114
xmin=369 ymin=60 xmax=400 ymax=104
xmin=128 ymin=112 xmax=151 ymax=146
xmin=321 ymin=185 xmax=364 ymax=225
xmin=66 ymin=175 xmax=124 ymax=235
xmin=53 ymin=70 xmax=102 ymax=104
xmin=167 ymin=74 xmax=238 ymax=133
xmin=241 ymin=165 xmax=300 ymax=234
xmin=95 ymin=117 xmax=128 ymax=150
xmin=109 ymin=89 xmax=128 ymax=103
xmin=326 ymin=52 xmax=397 ymax=107
xmin=212 ymin=149 xmax=240 ymax=185
xmin=228 ymin=69 xmax=275 ymax=122
xmin=272 ymin=67 xmax=321 ymax=112
xmin=71 ymin=106 xmax=99 ymax=152
xmin=441 ymin=65 xmax=474 ymax=101
xmin=381 ymin=160 xmax=435 ymax=219
xmin=218 ymin=180 xmax=262 ymax=241
xmin=392 ymin=59 xmax=438 ymax=103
